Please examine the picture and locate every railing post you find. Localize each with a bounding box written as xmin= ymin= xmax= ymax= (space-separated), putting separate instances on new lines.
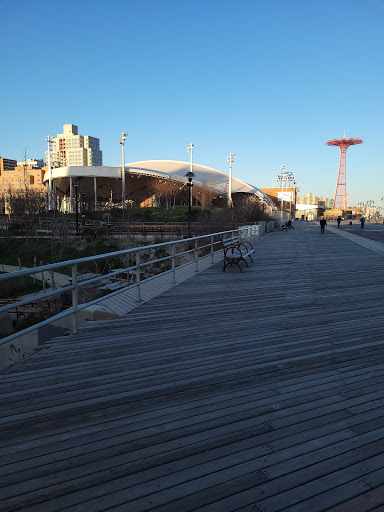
xmin=136 ymin=251 xmax=141 ymax=302
xmin=71 ymin=263 xmax=79 ymax=334
xmin=194 ymin=238 xmax=199 ymax=272
xmin=211 ymin=235 xmax=214 ymax=263
xmin=171 ymin=243 xmax=176 ymax=284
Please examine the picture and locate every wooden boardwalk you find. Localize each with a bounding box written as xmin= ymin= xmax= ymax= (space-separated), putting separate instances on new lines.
xmin=2 ymin=221 xmax=384 ymax=511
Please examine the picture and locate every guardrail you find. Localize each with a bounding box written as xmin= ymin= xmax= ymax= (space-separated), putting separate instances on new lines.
xmin=0 ymin=225 xmax=260 ymax=345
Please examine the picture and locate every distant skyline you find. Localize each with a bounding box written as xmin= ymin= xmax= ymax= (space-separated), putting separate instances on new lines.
xmin=1 ymin=0 xmax=383 ymax=207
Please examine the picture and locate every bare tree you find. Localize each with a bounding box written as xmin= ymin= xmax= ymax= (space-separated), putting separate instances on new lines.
xmin=192 ymin=180 xmax=217 ymax=209
xmin=5 ymin=188 xmax=46 ymax=217
xmin=150 ymin=179 xmax=182 ymax=208
xmin=167 ymin=180 xmax=182 ymax=208
xmin=149 ymin=180 xmax=168 ymax=207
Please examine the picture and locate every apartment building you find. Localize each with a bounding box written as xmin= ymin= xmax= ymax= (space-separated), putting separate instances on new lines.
xmin=0 ymin=157 xmax=17 ymax=174
xmin=296 ymin=192 xmax=330 ymax=207
xmin=48 ymin=123 xmax=103 ymax=167
xmin=17 ymin=158 xmax=44 ymax=168
xmin=0 ymin=162 xmax=46 ymax=197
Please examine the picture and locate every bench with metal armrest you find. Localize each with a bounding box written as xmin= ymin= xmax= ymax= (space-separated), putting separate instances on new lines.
xmin=221 ymin=236 xmax=255 ymax=272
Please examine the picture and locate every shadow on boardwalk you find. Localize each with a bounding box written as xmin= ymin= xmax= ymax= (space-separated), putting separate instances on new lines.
xmin=2 ymin=221 xmax=384 ymax=511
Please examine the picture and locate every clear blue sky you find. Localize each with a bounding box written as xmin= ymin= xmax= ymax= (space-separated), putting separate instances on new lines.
xmin=1 ymin=0 xmax=383 ymax=207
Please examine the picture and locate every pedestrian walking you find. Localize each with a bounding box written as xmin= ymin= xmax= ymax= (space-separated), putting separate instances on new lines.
xmin=287 ymin=219 xmax=294 ymax=229
xmin=320 ymin=218 xmax=327 ymax=234
xmin=360 ymin=216 xmax=366 ymax=229
xmin=337 ymin=216 xmax=342 ymax=228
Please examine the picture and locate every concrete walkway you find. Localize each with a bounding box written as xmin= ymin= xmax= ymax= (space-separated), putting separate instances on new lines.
xmin=2 ymin=222 xmax=384 ymax=511
xmin=0 ymin=264 xmax=71 ymax=287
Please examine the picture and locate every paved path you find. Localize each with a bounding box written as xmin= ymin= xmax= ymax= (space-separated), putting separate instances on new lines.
xmin=0 ymin=264 xmax=71 ymax=287
xmin=2 ymin=222 xmax=384 ymax=511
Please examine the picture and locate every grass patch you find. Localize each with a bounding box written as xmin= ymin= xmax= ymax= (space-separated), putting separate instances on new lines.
xmin=76 ymin=206 xmax=204 ymax=224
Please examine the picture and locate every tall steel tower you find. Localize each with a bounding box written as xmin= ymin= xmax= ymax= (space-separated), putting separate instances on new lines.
xmin=326 ymin=134 xmax=363 ymax=209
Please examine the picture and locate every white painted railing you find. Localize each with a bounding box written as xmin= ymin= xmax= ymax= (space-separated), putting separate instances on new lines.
xmin=0 ymin=228 xmax=258 ymax=344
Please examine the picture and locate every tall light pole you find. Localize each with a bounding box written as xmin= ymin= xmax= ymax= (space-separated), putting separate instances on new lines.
xmin=366 ymin=199 xmax=375 ymax=222
xmin=186 ymin=143 xmax=195 ymax=238
xmin=119 ymin=132 xmax=128 ymax=209
xmin=277 ymin=165 xmax=286 ymax=220
xmin=277 ymin=165 xmax=295 ymax=220
xmin=74 ymin=180 xmax=79 ymax=235
xmin=187 ymin=142 xmax=194 ymax=175
xmin=227 ymin=153 xmax=235 ymax=207
xmin=45 ymin=135 xmax=54 ymax=210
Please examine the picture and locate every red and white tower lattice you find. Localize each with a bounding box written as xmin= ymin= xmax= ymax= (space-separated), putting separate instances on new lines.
xmin=326 ymin=134 xmax=364 ymax=210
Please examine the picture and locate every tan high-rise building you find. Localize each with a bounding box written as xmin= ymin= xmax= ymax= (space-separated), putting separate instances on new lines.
xmin=48 ymin=123 xmax=102 ymax=167
xmin=0 ymin=162 xmax=46 ymax=200
xmin=296 ymin=192 xmax=330 ymax=207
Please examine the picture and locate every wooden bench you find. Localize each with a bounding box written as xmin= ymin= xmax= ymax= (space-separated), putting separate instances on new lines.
xmin=221 ymin=236 xmax=254 ymax=272
xmin=100 ymin=281 xmax=127 ymax=292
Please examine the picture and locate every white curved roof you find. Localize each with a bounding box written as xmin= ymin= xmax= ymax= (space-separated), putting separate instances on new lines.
xmin=46 ymin=160 xmax=274 ymax=205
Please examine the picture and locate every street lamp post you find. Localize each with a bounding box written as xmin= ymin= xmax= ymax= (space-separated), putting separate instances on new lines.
xmin=186 ymin=142 xmax=195 ymax=238
xmin=74 ymin=180 xmax=79 ymax=235
xmin=119 ymin=132 xmax=128 ymax=209
xmin=81 ymin=192 xmax=86 ymax=225
xmin=45 ymin=136 xmax=54 ymax=210
xmin=227 ymin=153 xmax=235 ymax=207
xmin=185 ymin=171 xmax=195 ymax=237
xmin=366 ymin=199 xmax=374 ymax=222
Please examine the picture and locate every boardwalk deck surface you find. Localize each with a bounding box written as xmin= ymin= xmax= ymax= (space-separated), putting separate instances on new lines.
xmin=2 ymin=221 xmax=384 ymax=511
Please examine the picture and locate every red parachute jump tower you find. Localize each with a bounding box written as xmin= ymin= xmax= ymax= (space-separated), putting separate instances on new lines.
xmin=326 ymin=134 xmax=363 ymax=209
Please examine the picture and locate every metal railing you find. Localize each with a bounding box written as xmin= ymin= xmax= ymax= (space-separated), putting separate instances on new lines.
xmin=0 ymin=226 xmax=260 ymax=345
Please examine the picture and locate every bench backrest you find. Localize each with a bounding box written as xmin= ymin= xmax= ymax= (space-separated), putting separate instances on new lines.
xmin=222 ymin=236 xmax=241 ymax=248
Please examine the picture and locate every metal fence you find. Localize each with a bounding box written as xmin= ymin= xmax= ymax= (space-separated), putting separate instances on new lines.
xmin=0 ymin=225 xmax=260 ymax=345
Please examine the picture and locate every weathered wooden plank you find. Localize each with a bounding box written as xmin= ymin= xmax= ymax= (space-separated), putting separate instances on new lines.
xmin=325 ymin=484 xmax=384 ymax=512
xmin=2 ymin=223 xmax=384 ymax=511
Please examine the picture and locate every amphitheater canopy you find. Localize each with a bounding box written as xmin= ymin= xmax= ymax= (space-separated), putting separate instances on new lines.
xmin=45 ymin=160 xmax=275 ymax=207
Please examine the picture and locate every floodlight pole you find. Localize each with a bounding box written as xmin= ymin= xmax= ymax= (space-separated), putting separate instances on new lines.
xmin=279 ymin=165 xmax=285 ymax=220
xmin=74 ymin=180 xmax=79 ymax=235
xmin=45 ymin=136 xmax=54 ymax=210
xmin=277 ymin=165 xmax=295 ymax=220
xmin=119 ymin=132 xmax=128 ymax=209
xmin=227 ymin=153 xmax=235 ymax=207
